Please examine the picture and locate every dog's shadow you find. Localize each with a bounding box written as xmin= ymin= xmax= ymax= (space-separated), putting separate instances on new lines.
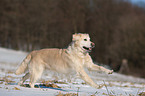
xmin=8 ymin=83 xmax=71 ymax=92
xmin=24 ymin=84 xmax=66 ymax=91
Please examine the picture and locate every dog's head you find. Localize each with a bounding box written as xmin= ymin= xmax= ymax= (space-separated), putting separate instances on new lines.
xmin=72 ymin=33 xmax=95 ymax=52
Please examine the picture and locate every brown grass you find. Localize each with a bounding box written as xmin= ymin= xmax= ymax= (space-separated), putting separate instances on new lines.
xmin=56 ymin=92 xmax=77 ymax=96
xmin=138 ymin=92 xmax=145 ymax=96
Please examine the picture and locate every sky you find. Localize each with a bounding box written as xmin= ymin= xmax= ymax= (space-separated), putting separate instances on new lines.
xmin=130 ymin=0 xmax=145 ymax=3
xmin=129 ymin=0 xmax=145 ymax=8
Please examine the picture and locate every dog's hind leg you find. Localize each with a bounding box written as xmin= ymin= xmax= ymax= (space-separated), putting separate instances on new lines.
xmin=18 ymin=72 xmax=30 ymax=85
xmin=77 ymin=68 xmax=103 ymax=89
xmin=29 ymin=65 xmax=44 ymax=88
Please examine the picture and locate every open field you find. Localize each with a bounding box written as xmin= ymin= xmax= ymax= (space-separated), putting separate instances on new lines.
xmin=0 ymin=47 xmax=145 ymax=96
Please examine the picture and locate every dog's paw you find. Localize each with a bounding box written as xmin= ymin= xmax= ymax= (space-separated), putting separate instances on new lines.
xmin=108 ymin=70 xmax=113 ymax=74
xmin=97 ymin=84 xmax=104 ymax=89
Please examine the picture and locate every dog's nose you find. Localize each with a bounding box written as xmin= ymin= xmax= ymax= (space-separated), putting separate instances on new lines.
xmin=91 ymin=42 xmax=95 ymax=48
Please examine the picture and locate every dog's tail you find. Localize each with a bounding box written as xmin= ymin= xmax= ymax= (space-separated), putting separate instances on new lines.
xmin=15 ymin=53 xmax=31 ymax=75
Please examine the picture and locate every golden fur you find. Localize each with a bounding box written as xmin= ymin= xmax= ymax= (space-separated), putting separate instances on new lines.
xmin=15 ymin=33 xmax=113 ymax=88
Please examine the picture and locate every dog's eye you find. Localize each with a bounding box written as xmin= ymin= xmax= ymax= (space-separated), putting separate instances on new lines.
xmin=84 ymin=39 xmax=87 ymax=41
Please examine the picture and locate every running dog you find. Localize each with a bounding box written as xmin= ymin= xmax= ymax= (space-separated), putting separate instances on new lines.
xmin=15 ymin=33 xmax=113 ymax=88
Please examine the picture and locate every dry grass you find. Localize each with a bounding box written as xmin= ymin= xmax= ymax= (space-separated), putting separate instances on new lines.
xmin=138 ymin=92 xmax=145 ymax=96
xmin=42 ymin=83 xmax=61 ymax=88
xmin=41 ymin=80 xmax=67 ymax=84
xmin=13 ymin=87 xmax=20 ymax=90
xmin=56 ymin=92 xmax=77 ymax=96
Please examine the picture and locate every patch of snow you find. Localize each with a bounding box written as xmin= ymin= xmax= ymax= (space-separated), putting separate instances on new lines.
xmin=0 ymin=47 xmax=145 ymax=96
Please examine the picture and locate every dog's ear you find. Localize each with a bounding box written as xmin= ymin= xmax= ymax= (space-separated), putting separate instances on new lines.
xmin=72 ymin=33 xmax=81 ymax=41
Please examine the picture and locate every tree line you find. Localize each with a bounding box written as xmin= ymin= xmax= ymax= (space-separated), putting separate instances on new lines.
xmin=0 ymin=0 xmax=145 ymax=78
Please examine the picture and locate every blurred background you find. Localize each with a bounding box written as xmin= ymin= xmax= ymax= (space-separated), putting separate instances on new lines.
xmin=0 ymin=0 xmax=145 ymax=78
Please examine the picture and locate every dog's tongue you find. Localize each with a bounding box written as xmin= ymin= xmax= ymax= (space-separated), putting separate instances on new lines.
xmin=89 ymin=48 xmax=92 ymax=51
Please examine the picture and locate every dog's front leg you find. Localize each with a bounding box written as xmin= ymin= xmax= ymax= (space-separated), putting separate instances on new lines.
xmin=89 ymin=64 xmax=113 ymax=74
xmin=85 ymin=54 xmax=113 ymax=74
xmin=77 ymin=67 xmax=103 ymax=89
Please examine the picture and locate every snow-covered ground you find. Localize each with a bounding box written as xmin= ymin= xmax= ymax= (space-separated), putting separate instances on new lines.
xmin=0 ymin=47 xmax=145 ymax=96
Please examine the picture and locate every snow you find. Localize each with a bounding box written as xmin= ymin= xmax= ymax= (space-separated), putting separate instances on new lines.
xmin=0 ymin=47 xmax=145 ymax=96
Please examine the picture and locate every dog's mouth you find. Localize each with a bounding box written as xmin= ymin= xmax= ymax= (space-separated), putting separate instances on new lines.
xmin=83 ymin=46 xmax=92 ymax=52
